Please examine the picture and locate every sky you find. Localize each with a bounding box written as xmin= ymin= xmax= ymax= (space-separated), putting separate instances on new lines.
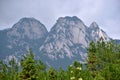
xmin=0 ymin=0 xmax=120 ymax=39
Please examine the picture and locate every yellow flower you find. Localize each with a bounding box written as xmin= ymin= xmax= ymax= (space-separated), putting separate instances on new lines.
xmin=76 ymin=67 xmax=82 ymax=70
xmin=70 ymin=65 xmax=73 ymax=67
xmin=78 ymin=78 xmax=82 ymax=80
xmin=71 ymin=71 xmax=73 ymax=73
xmin=70 ymin=77 xmax=75 ymax=80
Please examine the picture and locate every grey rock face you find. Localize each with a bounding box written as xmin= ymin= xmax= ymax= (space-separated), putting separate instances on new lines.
xmin=40 ymin=16 xmax=88 ymax=58
xmin=39 ymin=16 xmax=110 ymax=69
xmin=0 ymin=17 xmax=48 ymax=59
xmin=0 ymin=16 xmax=111 ymax=69
xmin=89 ymin=22 xmax=110 ymax=41
xmin=8 ymin=18 xmax=47 ymax=40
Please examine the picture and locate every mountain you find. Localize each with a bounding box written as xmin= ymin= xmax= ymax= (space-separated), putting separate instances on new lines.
xmin=0 ymin=17 xmax=48 ymax=60
xmin=89 ymin=22 xmax=110 ymax=41
xmin=114 ymin=39 xmax=120 ymax=44
xmin=0 ymin=16 xmax=114 ymax=69
xmin=39 ymin=16 xmax=110 ymax=69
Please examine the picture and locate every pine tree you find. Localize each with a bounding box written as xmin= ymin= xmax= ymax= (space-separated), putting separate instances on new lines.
xmin=69 ymin=61 xmax=82 ymax=80
xmin=87 ymin=40 xmax=120 ymax=80
xmin=57 ymin=67 xmax=67 ymax=80
xmin=48 ymin=67 xmax=57 ymax=80
xmin=19 ymin=49 xmax=37 ymax=80
xmin=8 ymin=58 xmax=19 ymax=80
xmin=87 ymin=41 xmax=98 ymax=78
xmin=0 ymin=60 xmax=7 ymax=80
xmin=36 ymin=59 xmax=46 ymax=79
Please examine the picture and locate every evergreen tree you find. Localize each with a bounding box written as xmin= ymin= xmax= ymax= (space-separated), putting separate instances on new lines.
xmin=19 ymin=49 xmax=38 ymax=80
xmin=0 ymin=60 xmax=7 ymax=80
xmin=8 ymin=58 xmax=19 ymax=80
xmin=57 ymin=67 xmax=66 ymax=80
xmin=0 ymin=58 xmax=19 ymax=80
xmin=87 ymin=41 xmax=98 ymax=78
xmin=36 ymin=59 xmax=46 ymax=79
xmin=87 ymin=40 xmax=120 ymax=80
xmin=69 ymin=61 xmax=82 ymax=80
xmin=48 ymin=67 xmax=57 ymax=80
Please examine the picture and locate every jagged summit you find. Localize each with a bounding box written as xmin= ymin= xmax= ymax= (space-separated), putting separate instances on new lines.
xmin=12 ymin=17 xmax=45 ymax=29
xmin=64 ymin=16 xmax=82 ymax=21
xmin=88 ymin=21 xmax=110 ymax=41
xmin=39 ymin=16 xmax=110 ymax=68
xmin=57 ymin=16 xmax=83 ymax=23
xmin=51 ymin=16 xmax=86 ymax=33
xmin=39 ymin=16 xmax=91 ymax=69
xmin=89 ymin=21 xmax=99 ymax=29
xmin=9 ymin=17 xmax=48 ymax=40
xmin=19 ymin=17 xmax=37 ymax=22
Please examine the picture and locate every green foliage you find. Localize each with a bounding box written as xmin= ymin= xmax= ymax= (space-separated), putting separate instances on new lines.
xmin=87 ymin=41 xmax=98 ymax=78
xmin=19 ymin=49 xmax=38 ymax=80
xmin=86 ymin=40 xmax=120 ymax=80
xmin=0 ymin=58 xmax=19 ymax=80
xmin=0 ymin=60 xmax=7 ymax=80
xmin=8 ymin=58 xmax=19 ymax=80
xmin=36 ymin=60 xmax=46 ymax=80
xmin=57 ymin=67 xmax=67 ymax=80
xmin=94 ymin=73 xmax=105 ymax=80
xmin=68 ymin=61 xmax=82 ymax=80
xmin=1 ymin=40 xmax=120 ymax=80
xmin=48 ymin=67 xmax=57 ymax=80
xmin=81 ymin=69 xmax=93 ymax=80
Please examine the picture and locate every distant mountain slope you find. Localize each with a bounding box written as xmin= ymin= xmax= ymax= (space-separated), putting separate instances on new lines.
xmin=39 ymin=16 xmax=110 ymax=69
xmin=0 ymin=17 xmax=48 ymax=59
xmin=114 ymin=39 xmax=120 ymax=44
xmin=0 ymin=16 xmax=116 ymax=69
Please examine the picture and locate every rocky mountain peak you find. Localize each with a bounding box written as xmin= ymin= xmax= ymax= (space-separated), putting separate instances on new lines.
xmin=57 ymin=16 xmax=83 ymax=24
xmin=0 ymin=16 xmax=113 ymax=69
xmin=49 ymin=16 xmax=88 ymax=45
xmin=51 ymin=16 xmax=86 ymax=33
xmin=39 ymin=16 xmax=89 ymax=65
xmin=19 ymin=17 xmax=37 ymax=22
xmin=8 ymin=17 xmax=48 ymax=40
xmin=89 ymin=22 xmax=110 ymax=41
xmin=0 ymin=17 xmax=49 ymax=59
xmin=13 ymin=17 xmax=41 ymax=28
xmin=89 ymin=21 xmax=99 ymax=30
xmin=64 ymin=16 xmax=82 ymax=21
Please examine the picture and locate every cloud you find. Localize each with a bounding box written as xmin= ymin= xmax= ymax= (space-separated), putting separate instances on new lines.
xmin=0 ymin=0 xmax=120 ymax=39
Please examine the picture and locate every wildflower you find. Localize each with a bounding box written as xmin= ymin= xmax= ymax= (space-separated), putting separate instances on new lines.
xmin=76 ymin=67 xmax=82 ymax=70
xmin=78 ymin=78 xmax=82 ymax=80
xmin=70 ymin=76 xmax=75 ymax=80
xmin=71 ymin=71 xmax=73 ymax=73
xmin=70 ymin=65 xmax=73 ymax=67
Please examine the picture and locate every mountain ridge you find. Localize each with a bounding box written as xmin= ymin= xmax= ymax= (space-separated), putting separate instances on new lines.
xmin=0 ymin=17 xmax=48 ymax=59
xmin=0 ymin=16 xmax=118 ymax=69
xmin=38 ymin=16 xmax=110 ymax=68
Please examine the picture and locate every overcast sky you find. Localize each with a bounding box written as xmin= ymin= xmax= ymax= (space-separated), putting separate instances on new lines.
xmin=0 ymin=0 xmax=120 ymax=39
